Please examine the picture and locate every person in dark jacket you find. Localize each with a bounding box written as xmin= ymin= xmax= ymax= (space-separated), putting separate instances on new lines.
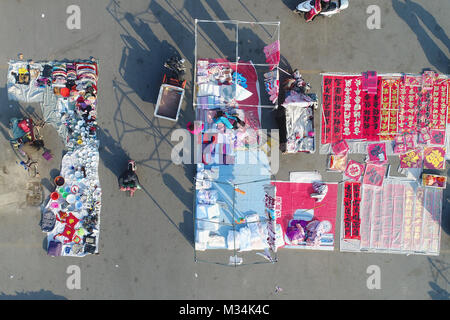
xmin=118 ymin=162 xmax=141 ymax=196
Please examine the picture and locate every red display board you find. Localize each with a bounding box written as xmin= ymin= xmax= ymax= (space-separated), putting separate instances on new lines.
xmin=343 ymin=182 xmax=361 ymax=240
xmin=321 ymin=74 xmax=449 ymax=145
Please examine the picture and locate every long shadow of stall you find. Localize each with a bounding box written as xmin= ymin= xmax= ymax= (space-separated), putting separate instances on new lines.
xmin=428 ymin=257 xmax=450 ymax=300
xmin=0 ymin=290 xmax=67 ymax=300
xmin=106 ymin=0 xmax=286 ymax=246
xmin=392 ymin=0 xmax=450 ymax=74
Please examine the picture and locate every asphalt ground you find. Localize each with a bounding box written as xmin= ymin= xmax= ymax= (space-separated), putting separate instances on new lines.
xmin=0 ymin=0 xmax=448 ymax=299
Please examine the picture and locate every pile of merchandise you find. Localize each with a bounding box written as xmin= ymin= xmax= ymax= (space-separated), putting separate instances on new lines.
xmin=193 ymin=48 xmax=279 ymax=261
xmin=319 ymin=70 xmax=448 ymax=255
xmin=8 ymin=59 xmax=101 ymax=257
xmin=279 ymin=70 xmax=317 ymax=153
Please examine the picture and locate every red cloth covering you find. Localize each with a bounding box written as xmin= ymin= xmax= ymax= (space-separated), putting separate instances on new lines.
xmin=207 ymin=59 xmax=261 ymax=130
xmin=18 ymin=119 xmax=31 ymax=133
xmin=272 ymin=181 xmax=338 ymax=249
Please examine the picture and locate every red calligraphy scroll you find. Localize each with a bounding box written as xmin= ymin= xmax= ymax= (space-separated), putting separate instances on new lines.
xmin=379 ymin=78 xmax=401 ymax=140
xmin=322 ymin=76 xmax=364 ymax=144
xmin=343 ymin=182 xmax=361 ymax=240
xmin=398 ymin=79 xmax=419 ymax=134
xmin=321 ymin=76 xmax=334 ymax=144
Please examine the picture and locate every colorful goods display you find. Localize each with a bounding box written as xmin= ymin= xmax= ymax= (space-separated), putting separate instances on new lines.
xmin=8 ymin=59 xmax=101 ymax=257
xmin=422 ymin=174 xmax=447 ymax=189
xmin=367 ymin=143 xmax=387 ymax=164
xmin=271 ymin=181 xmax=338 ymax=250
xmin=320 ymin=72 xmax=449 ymax=151
xmin=327 ymin=153 xmax=348 ymax=172
xmin=341 ymin=179 xmax=443 ymax=255
xmin=399 ymin=149 xmax=423 ymax=168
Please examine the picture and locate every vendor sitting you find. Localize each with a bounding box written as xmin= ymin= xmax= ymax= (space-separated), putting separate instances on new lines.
xmin=213 ymin=110 xmax=245 ymax=130
xmin=118 ymin=167 xmax=142 ymax=197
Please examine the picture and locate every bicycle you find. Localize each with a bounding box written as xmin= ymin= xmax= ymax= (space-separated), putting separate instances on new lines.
xmin=9 ymin=117 xmax=45 ymax=178
xmin=17 ymin=158 xmax=39 ymax=178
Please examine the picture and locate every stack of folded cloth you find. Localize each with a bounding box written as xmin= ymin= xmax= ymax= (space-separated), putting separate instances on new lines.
xmin=76 ymin=63 xmax=98 ymax=111
xmin=52 ymin=64 xmax=67 ymax=87
xmin=66 ymin=63 xmax=77 ymax=80
xmin=76 ymin=63 xmax=98 ymax=88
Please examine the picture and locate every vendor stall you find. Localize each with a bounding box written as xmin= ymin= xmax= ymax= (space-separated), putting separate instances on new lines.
xmin=319 ymin=71 xmax=449 ymax=155
xmin=194 ymin=150 xmax=277 ymax=265
xmin=8 ymin=59 xmax=101 ymax=257
xmin=318 ymin=70 xmax=448 ymax=256
xmin=271 ymin=180 xmax=338 ymax=251
xmin=193 ymin=20 xmax=281 ymax=266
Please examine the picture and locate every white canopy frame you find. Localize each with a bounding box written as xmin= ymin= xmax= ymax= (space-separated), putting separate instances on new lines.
xmin=193 ymin=19 xmax=281 ymax=109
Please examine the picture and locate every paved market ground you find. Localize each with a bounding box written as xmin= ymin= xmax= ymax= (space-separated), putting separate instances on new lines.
xmin=0 ymin=0 xmax=449 ymax=299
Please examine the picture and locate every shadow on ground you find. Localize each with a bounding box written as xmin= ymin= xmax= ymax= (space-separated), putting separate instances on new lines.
xmin=428 ymin=257 xmax=450 ymax=300
xmin=0 ymin=290 xmax=67 ymax=300
xmin=105 ymin=0 xmax=294 ymax=246
xmin=392 ymin=0 xmax=450 ymax=74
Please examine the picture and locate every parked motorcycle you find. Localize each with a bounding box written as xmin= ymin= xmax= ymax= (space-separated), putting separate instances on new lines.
xmin=164 ymin=56 xmax=186 ymax=83
xmin=294 ymin=0 xmax=349 ymax=21
xmin=118 ymin=160 xmax=141 ymax=197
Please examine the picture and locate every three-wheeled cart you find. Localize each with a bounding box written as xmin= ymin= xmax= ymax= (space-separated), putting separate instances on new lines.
xmin=154 ymin=57 xmax=186 ymax=122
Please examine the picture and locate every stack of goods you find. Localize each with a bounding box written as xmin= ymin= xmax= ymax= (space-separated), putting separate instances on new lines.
xmin=42 ymin=60 xmax=101 ymax=257
xmin=75 ymin=63 xmax=98 ymax=123
xmin=195 ymin=58 xmax=261 ymax=130
xmin=7 ymin=61 xmax=45 ymax=102
xmin=195 ymin=165 xmax=225 ymax=250
xmin=358 ymin=179 xmax=442 ymax=254
xmin=320 ymin=71 xmax=449 ymax=155
xmin=44 ymin=144 xmax=101 ymax=257
xmin=52 ymin=64 xmax=68 ymax=92
xmin=280 ymin=70 xmax=316 ymax=153
xmin=227 ymin=213 xmax=270 ymax=252
xmin=37 ymin=64 xmax=53 ymax=87
xmin=327 ymin=140 xmax=349 ymax=172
